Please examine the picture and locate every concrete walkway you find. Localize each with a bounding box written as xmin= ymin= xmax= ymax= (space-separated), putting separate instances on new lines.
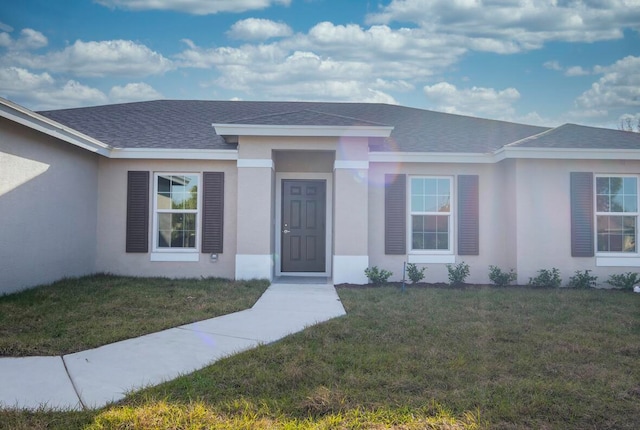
xmin=0 ymin=282 xmax=345 ymax=411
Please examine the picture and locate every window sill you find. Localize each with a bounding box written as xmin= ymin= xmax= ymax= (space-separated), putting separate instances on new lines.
xmin=408 ymin=254 xmax=455 ymax=264
xmin=596 ymin=256 xmax=640 ymax=267
xmin=151 ymin=252 xmax=200 ymax=262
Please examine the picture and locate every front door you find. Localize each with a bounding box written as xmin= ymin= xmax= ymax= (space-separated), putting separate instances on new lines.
xmin=281 ymin=180 xmax=326 ymax=272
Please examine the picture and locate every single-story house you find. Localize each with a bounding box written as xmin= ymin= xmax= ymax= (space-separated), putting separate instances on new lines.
xmin=1 ymin=97 xmax=640 ymax=294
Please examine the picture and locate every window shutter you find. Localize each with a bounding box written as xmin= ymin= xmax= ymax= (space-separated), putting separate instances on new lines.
xmin=385 ymin=174 xmax=406 ymax=254
xmin=570 ymin=172 xmax=594 ymax=257
xmin=457 ymin=175 xmax=479 ymax=255
xmin=202 ymin=172 xmax=224 ymax=254
xmin=126 ymin=171 xmax=149 ymax=253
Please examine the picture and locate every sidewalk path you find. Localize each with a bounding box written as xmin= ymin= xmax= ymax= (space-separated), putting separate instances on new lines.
xmin=0 ymin=282 xmax=345 ymax=410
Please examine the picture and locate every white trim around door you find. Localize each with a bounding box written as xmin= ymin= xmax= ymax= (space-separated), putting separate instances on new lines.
xmin=275 ymin=172 xmax=333 ymax=278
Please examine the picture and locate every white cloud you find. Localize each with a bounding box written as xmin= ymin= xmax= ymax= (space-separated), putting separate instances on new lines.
xmin=575 ymin=56 xmax=640 ymax=112
xmin=0 ymin=22 xmax=13 ymax=33
xmin=544 ymin=60 xmax=563 ymax=71
xmin=0 ymin=28 xmax=48 ymax=51
xmin=0 ymin=66 xmax=108 ymax=110
xmin=96 ymin=0 xmax=291 ymax=14
xmin=565 ymin=66 xmax=590 ymax=77
xmin=367 ymin=0 xmax=640 ymax=53
xmin=8 ymin=39 xmax=173 ymax=78
xmin=0 ymin=67 xmax=54 ymax=92
xmin=109 ymin=82 xmax=163 ymax=103
xmin=423 ymin=82 xmax=521 ymax=118
xmin=227 ymin=18 xmax=292 ymax=40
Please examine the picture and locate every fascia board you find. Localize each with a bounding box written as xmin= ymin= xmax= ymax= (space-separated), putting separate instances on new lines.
xmin=110 ymin=148 xmax=239 ymax=160
xmin=497 ymin=146 xmax=640 ymax=160
xmin=0 ymin=98 xmax=112 ymax=157
xmin=368 ymin=152 xmax=496 ymax=164
xmin=213 ymin=123 xmax=394 ymax=138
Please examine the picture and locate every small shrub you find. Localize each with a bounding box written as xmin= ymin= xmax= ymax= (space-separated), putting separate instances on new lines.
xmin=607 ymin=272 xmax=640 ymax=290
xmin=488 ymin=265 xmax=517 ymax=287
xmin=364 ymin=266 xmax=393 ymax=286
xmin=406 ymin=263 xmax=426 ymax=284
xmin=528 ymin=268 xmax=562 ymax=288
xmin=446 ymin=262 xmax=470 ymax=286
xmin=568 ymin=270 xmax=597 ymax=289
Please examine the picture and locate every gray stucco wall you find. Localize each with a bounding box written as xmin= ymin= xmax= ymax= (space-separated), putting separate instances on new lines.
xmin=0 ymin=118 xmax=99 ymax=294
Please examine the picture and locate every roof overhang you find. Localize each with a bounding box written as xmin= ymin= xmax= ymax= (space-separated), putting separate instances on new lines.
xmin=212 ymin=123 xmax=394 ymax=138
xmin=0 ymin=97 xmax=112 ymax=157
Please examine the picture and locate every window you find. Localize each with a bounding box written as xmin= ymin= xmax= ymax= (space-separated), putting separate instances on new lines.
xmin=410 ymin=177 xmax=452 ymax=251
xmin=154 ymin=174 xmax=199 ymax=251
xmin=596 ymin=176 xmax=638 ymax=253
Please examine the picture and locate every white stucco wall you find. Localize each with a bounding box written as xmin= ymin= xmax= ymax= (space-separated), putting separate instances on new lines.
xmin=95 ymin=158 xmax=238 ymax=279
xmin=367 ymin=162 xmax=512 ymax=285
xmin=513 ymin=158 xmax=640 ymax=286
xmin=0 ymin=118 xmax=99 ymax=294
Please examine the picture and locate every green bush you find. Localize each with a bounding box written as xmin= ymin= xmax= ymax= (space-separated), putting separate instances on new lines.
xmin=488 ymin=265 xmax=517 ymax=287
xmin=607 ymin=272 xmax=640 ymax=290
xmin=406 ymin=263 xmax=426 ymax=284
xmin=528 ymin=268 xmax=562 ymax=288
xmin=446 ymin=262 xmax=470 ymax=286
xmin=364 ymin=266 xmax=393 ymax=286
xmin=568 ymin=270 xmax=597 ymax=289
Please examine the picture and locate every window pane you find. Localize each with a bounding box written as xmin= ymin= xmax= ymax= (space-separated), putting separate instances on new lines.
xmin=411 ymin=195 xmax=424 ymax=212
xmin=597 ymin=215 xmax=636 ymax=253
xmin=596 ymin=177 xmax=609 ymax=194
xmin=424 ymin=178 xmax=437 ymax=194
xmin=411 ymin=178 xmax=424 ymax=195
xmin=596 ymin=195 xmax=609 ymax=212
xmin=437 ymin=178 xmax=450 ymax=196
xmin=424 ymin=196 xmax=438 ymax=212
xmin=438 ymin=196 xmax=450 ymax=212
xmin=611 ymin=194 xmax=624 ymax=212
xmin=624 ymin=196 xmax=637 ymax=213
xmin=156 ymin=174 xmax=199 ymax=249
xmin=411 ymin=215 xmax=450 ymax=250
xmin=624 ymin=177 xmax=637 ymax=195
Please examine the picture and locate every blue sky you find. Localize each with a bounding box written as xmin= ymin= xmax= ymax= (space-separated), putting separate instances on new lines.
xmin=1 ymin=0 xmax=639 ymax=129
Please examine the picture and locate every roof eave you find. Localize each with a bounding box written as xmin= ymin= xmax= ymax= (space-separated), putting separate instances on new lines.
xmin=0 ymin=97 xmax=112 ymax=157
xmin=212 ymin=123 xmax=394 ymax=138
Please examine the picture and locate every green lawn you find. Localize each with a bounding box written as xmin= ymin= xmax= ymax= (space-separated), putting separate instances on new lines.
xmin=0 ymin=274 xmax=269 ymax=356
xmin=2 ymin=284 xmax=639 ymax=429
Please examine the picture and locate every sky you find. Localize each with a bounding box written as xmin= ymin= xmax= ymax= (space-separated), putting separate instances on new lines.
xmin=0 ymin=0 xmax=639 ymax=129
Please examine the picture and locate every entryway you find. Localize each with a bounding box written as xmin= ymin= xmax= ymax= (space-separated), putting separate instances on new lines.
xmin=280 ymin=179 xmax=326 ymax=273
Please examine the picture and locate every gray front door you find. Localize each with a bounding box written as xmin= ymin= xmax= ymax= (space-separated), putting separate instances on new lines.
xmin=281 ymin=180 xmax=326 ymax=272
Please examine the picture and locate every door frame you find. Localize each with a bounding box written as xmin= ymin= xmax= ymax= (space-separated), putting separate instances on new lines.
xmin=275 ymin=172 xmax=332 ymax=277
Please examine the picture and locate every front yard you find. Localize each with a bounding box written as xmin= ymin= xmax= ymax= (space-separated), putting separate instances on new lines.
xmin=1 ymin=279 xmax=639 ymax=429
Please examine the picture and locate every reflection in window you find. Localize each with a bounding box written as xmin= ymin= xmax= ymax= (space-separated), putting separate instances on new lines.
xmin=596 ymin=176 xmax=637 ymax=253
xmin=155 ymin=175 xmax=199 ymax=249
xmin=410 ymin=177 xmax=451 ymax=251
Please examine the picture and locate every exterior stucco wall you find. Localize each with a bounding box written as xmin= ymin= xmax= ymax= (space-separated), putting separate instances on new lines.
xmin=0 ymin=118 xmax=99 ymax=294
xmin=514 ymin=158 xmax=640 ymax=285
xmin=368 ymin=162 xmax=511 ymax=285
xmin=95 ymin=158 xmax=238 ymax=279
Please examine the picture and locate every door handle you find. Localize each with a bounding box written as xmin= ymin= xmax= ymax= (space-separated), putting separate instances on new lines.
xmin=283 ymin=229 xmax=291 ymax=234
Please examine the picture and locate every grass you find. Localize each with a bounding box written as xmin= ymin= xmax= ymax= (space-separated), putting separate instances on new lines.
xmin=0 ymin=274 xmax=270 ymax=356
xmin=2 ymin=284 xmax=639 ymax=429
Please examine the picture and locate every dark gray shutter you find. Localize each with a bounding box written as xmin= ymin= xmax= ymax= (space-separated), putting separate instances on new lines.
xmin=126 ymin=171 xmax=149 ymax=253
xmin=570 ymin=172 xmax=594 ymax=257
xmin=457 ymin=175 xmax=479 ymax=255
xmin=202 ymin=172 xmax=224 ymax=253
xmin=385 ymin=174 xmax=406 ymax=254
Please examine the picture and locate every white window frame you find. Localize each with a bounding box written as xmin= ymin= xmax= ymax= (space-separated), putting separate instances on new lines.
xmin=407 ymin=175 xmax=455 ymax=263
xmin=594 ymin=174 xmax=639 ymax=266
xmin=151 ymin=172 xmax=201 ymax=262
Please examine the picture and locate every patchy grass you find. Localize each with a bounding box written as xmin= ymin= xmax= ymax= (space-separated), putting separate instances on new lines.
xmin=2 ymin=286 xmax=639 ymax=429
xmin=0 ymin=274 xmax=269 ymax=356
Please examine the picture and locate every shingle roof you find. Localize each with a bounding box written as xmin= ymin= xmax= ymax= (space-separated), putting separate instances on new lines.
xmin=509 ymin=123 xmax=640 ymax=149
xmin=38 ymin=100 xmax=551 ymax=153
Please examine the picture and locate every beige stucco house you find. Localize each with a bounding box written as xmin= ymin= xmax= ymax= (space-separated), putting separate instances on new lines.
xmin=2 ymin=97 xmax=640 ymax=294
